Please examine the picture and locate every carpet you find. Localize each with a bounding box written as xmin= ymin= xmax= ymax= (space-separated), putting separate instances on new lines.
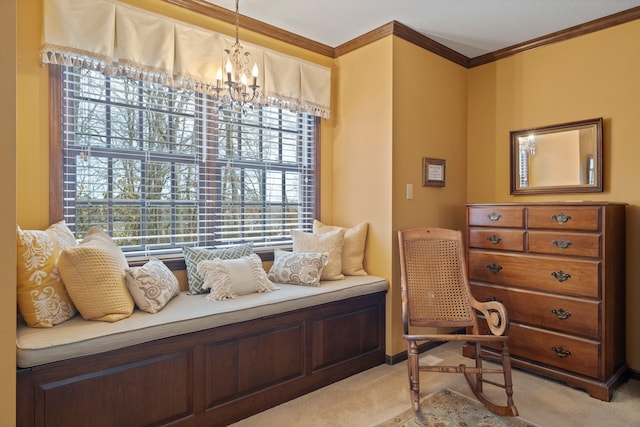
xmin=376 ymin=389 xmax=539 ymax=427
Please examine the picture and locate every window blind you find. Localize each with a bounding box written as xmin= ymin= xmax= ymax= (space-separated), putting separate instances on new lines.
xmin=60 ymin=66 xmax=316 ymax=257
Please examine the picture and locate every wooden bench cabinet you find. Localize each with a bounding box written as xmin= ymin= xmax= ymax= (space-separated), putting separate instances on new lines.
xmin=464 ymin=202 xmax=626 ymax=401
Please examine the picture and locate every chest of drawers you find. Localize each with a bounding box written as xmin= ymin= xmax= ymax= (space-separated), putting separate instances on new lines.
xmin=465 ymin=202 xmax=626 ymax=401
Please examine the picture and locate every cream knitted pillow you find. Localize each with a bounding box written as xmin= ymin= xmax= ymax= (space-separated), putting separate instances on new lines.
xmin=58 ymin=227 xmax=134 ymax=322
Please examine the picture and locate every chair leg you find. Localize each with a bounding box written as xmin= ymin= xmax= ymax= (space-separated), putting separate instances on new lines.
xmin=407 ymin=340 xmax=420 ymax=411
xmin=501 ymin=341 xmax=518 ymax=416
xmin=474 ymin=341 xmax=483 ymax=393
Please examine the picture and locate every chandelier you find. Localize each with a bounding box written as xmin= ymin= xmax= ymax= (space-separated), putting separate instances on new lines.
xmin=213 ymin=0 xmax=260 ymax=114
xmin=519 ymin=134 xmax=536 ymax=155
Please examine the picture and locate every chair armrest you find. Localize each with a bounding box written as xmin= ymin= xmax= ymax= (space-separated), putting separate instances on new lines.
xmin=470 ymin=299 xmax=510 ymax=336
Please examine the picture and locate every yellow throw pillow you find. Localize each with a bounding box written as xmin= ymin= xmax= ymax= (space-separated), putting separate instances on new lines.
xmin=58 ymin=227 xmax=134 ymax=322
xmin=313 ymin=220 xmax=368 ymax=276
xmin=16 ymin=221 xmax=78 ymax=327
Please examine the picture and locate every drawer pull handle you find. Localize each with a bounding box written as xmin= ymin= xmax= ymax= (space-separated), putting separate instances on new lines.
xmin=551 ymin=212 xmax=572 ymax=224
xmin=487 ymin=212 xmax=502 ymax=222
xmin=486 ymin=263 xmax=503 ymax=274
xmin=552 ymin=238 xmax=572 ymax=250
xmin=551 ymin=308 xmax=572 ymax=320
xmin=551 ymin=346 xmax=572 ymax=358
xmin=551 ymin=270 xmax=571 ymax=282
xmin=487 ymin=234 xmax=502 ymax=245
xmin=487 ymin=296 xmax=503 ymax=303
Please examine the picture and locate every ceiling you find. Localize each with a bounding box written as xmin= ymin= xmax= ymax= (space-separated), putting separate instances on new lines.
xmin=203 ymin=0 xmax=640 ymax=58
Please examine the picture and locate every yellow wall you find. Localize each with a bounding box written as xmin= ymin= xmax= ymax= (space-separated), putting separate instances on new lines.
xmin=390 ymin=38 xmax=468 ymax=353
xmin=467 ymin=20 xmax=640 ymax=369
xmin=332 ymin=36 xmax=468 ymax=356
xmin=333 ymin=37 xmax=395 ymax=350
xmin=7 ymin=2 xmax=640 ymax=424
xmin=0 ymin=1 xmax=17 ymax=425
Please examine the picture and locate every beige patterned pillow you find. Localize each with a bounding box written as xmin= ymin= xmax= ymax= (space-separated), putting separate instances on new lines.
xmin=198 ymin=254 xmax=278 ymax=301
xmin=268 ymin=249 xmax=328 ymax=286
xmin=313 ymin=220 xmax=368 ymax=276
xmin=125 ymin=258 xmax=180 ymax=313
xmin=16 ymin=221 xmax=78 ymax=327
xmin=58 ymin=227 xmax=134 ymax=322
xmin=292 ymin=228 xmax=345 ymax=280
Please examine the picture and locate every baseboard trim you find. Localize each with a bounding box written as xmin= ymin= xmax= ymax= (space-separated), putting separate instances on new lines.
xmin=628 ymin=368 xmax=640 ymax=380
xmin=385 ymin=329 xmax=465 ymax=365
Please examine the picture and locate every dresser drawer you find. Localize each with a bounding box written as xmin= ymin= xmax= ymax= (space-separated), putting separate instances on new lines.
xmin=468 ymin=252 xmax=600 ymax=298
xmin=470 ymin=283 xmax=600 ymax=338
xmin=527 ymin=206 xmax=601 ymax=231
xmin=528 ymin=231 xmax=601 ymax=258
xmin=468 ymin=207 xmax=525 ymax=228
xmin=479 ymin=323 xmax=600 ymax=378
xmin=469 ymin=229 xmax=525 ymax=251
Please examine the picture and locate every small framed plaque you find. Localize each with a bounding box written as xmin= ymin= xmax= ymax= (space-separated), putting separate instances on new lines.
xmin=423 ymin=157 xmax=446 ymax=187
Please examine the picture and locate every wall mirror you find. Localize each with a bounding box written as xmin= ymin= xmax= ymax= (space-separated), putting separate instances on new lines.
xmin=510 ymin=118 xmax=603 ymax=195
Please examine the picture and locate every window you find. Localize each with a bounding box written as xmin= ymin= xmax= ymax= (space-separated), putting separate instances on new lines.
xmin=53 ymin=66 xmax=318 ymax=258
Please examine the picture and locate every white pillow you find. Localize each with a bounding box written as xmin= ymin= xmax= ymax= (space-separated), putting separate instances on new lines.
xmin=182 ymin=243 xmax=254 ymax=295
xmin=313 ymin=220 xmax=368 ymax=276
xmin=125 ymin=258 xmax=180 ymax=313
xmin=291 ymin=228 xmax=345 ymax=280
xmin=197 ymin=254 xmax=278 ymax=301
xmin=268 ymin=249 xmax=328 ymax=286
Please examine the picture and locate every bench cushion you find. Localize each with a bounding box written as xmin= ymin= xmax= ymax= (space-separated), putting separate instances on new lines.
xmin=17 ymin=275 xmax=388 ymax=368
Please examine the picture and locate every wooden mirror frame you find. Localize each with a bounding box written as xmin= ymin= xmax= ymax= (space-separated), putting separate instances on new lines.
xmin=510 ymin=118 xmax=603 ymax=195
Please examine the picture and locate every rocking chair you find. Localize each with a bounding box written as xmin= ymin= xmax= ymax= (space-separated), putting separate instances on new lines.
xmin=397 ymin=227 xmax=518 ymax=416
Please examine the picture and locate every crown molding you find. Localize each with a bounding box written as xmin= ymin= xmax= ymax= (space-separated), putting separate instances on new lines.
xmin=166 ymin=1 xmax=640 ymax=68
xmin=469 ymin=6 xmax=640 ymax=67
xmin=163 ymin=0 xmax=334 ymax=57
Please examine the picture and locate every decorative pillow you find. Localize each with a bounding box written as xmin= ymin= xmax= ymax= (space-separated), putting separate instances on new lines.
xmin=313 ymin=220 xmax=369 ymax=276
xmin=182 ymin=243 xmax=254 ymax=294
xmin=125 ymin=258 xmax=180 ymax=313
xmin=268 ymin=249 xmax=328 ymax=286
xmin=58 ymin=227 xmax=134 ymax=322
xmin=16 ymin=221 xmax=78 ymax=327
xmin=198 ymin=254 xmax=278 ymax=301
xmin=291 ymin=228 xmax=345 ymax=280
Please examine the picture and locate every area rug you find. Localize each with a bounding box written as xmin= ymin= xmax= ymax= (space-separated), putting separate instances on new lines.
xmin=376 ymin=389 xmax=538 ymax=427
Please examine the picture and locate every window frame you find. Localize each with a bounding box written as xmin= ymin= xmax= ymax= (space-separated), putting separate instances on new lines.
xmin=48 ymin=65 xmax=321 ymax=269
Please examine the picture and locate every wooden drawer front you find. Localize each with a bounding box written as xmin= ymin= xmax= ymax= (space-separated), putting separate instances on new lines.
xmin=470 ymin=284 xmax=600 ymax=338
xmin=468 ymin=252 xmax=600 ymax=298
xmin=527 ymin=206 xmax=601 ymax=231
xmin=469 ymin=229 xmax=525 ymax=251
xmin=480 ymin=323 xmax=600 ymax=378
xmin=468 ymin=207 xmax=525 ymax=228
xmin=528 ymin=231 xmax=601 ymax=258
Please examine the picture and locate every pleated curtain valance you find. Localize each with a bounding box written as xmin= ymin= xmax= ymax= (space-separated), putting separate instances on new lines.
xmin=40 ymin=0 xmax=331 ymax=118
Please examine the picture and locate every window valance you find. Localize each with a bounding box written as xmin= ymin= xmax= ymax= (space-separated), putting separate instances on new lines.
xmin=40 ymin=0 xmax=331 ymax=118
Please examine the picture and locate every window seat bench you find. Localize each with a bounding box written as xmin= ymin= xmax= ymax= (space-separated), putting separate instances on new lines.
xmin=17 ymin=275 xmax=388 ymax=426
